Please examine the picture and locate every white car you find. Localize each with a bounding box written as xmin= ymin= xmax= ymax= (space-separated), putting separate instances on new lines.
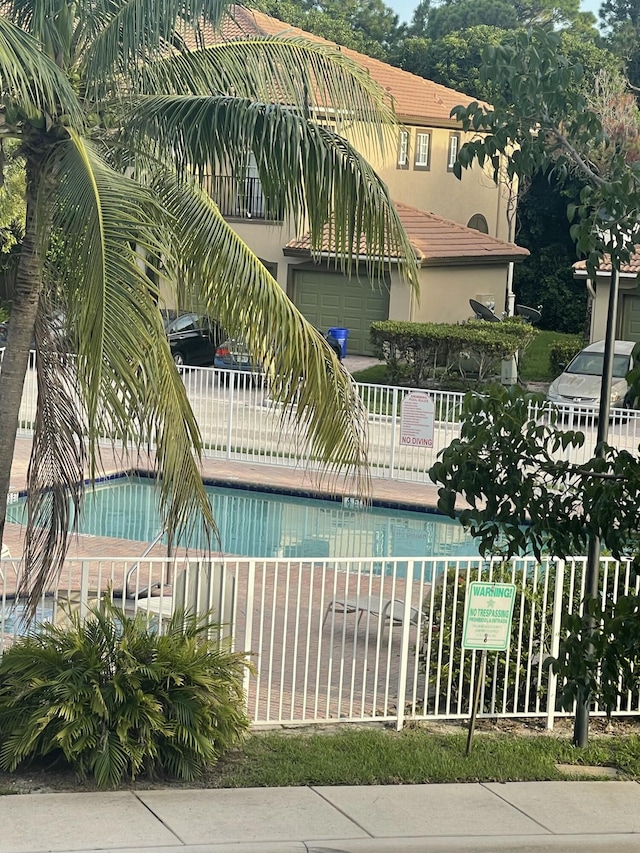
xmin=547 ymin=339 xmax=636 ymax=409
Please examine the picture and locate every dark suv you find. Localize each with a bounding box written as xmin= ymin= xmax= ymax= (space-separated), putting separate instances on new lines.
xmin=165 ymin=313 xmax=225 ymax=368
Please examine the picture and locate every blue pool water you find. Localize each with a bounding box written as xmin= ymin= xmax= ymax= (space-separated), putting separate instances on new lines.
xmin=7 ymin=477 xmax=481 ymax=560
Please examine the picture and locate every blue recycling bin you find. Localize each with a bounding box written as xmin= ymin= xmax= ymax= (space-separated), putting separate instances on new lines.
xmin=328 ymin=327 xmax=349 ymax=359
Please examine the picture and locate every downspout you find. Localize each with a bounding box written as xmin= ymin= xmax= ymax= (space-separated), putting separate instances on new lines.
xmin=585 ymin=277 xmax=596 ymax=341
xmin=502 ymin=162 xmax=518 ymax=317
xmin=506 ymin=262 xmax=516 ymax=317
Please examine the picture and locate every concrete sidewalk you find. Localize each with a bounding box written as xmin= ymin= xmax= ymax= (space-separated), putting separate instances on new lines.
xmin=2 ymin=781 xmax=640 ymax=853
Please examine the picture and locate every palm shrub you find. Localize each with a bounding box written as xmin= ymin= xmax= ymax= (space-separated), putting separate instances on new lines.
xmin=0 ymin=599 xmax=250 ymax=788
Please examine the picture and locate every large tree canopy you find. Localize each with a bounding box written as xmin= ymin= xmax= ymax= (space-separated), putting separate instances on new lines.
xmin=393 ymin=25 xmax=621 ymax=334
xmin=0 ymin=0 xmax=417 ymax=610
xmin=253 ymin=0 xmax=406 ymax=56
xmin=600 ymin=0 xmax=640 ymax=89
xmin=424 ymin=0 xmax=518 ymax=39
xmin=405 ymin=0 xmax=595 ymax=40
xmin=397 ymin=27 xmax=618 ymax=102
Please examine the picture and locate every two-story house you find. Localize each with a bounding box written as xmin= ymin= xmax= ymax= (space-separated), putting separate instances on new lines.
xmin=190 ymin=6 xmax=528 ymax=355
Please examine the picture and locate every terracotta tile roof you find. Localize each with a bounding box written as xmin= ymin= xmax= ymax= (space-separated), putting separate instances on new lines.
xmin=574 ymin=251 xmax=640 ymax=275
xmin=284 ymin=203 xmax=529 ymax=265
xmin=201 ymin=6 xmax=482 ymax=126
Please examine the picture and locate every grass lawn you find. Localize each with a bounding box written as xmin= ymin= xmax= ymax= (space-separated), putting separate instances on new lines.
xmin=1 ymin=723 xmax=637 ymax=793
xmin=203 ymin=726 xmax=640 ymax=788
xmin=519 ymin=330 xmax=582 ymax=383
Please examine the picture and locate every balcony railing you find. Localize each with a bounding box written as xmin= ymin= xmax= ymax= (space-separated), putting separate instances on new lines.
xmin=211 ymin=175 xmax=283 ymax=221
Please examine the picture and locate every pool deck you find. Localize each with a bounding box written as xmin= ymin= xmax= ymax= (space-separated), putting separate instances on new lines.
xmin=5 ymin=436 xmax=465 ymax=561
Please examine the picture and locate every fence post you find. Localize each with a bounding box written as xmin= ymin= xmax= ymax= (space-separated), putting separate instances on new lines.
xmin=388 ymin=386 xmax=398 ymax=479
xmin=546 ymin=558 xmax=565 ymax=730
xmin=226 ymin=375 xmax=235 ymax=460
xmin=242 ymin=561 xmax=256 ymax=720
xmin=395 ymin=564 xmax=416 ymax=731
xmin=80 ymin=560 xmax=90 ymax=620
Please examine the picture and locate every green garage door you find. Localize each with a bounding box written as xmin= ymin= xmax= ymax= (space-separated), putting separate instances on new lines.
xmin=293 ymin=270 xmax=389 ymax=356
xmin=622 ymin=295 xmax=640 ymax=342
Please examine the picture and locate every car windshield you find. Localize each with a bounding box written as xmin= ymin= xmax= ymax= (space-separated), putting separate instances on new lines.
xmin=567 ymin=351 xmax=631 ymax=379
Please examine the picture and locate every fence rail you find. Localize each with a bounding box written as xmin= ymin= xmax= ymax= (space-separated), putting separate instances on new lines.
xmin=1 ymin=553 xmax=637 ymax=729
xmin=9 ymin=356 xmax=640 ymax=485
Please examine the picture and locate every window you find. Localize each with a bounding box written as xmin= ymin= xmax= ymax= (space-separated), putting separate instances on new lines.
xmin=397 ymin=130 xmax=409 ymax=168
xmin=172 ymin=314 xmax=197 ymax=333
xmin=447 ymin=133 xmax=460 ymax=171
xmin=414 ymin=132 xmax=431 ymax=169
xmin=467 ymin=213 xmax=489 ymax=234
xmin=260 ymin=259 xmax=278 ymax=279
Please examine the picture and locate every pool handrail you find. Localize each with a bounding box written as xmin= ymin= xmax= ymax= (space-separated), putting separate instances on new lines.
xmin=124 ymin=529 xmax=166 ymax=599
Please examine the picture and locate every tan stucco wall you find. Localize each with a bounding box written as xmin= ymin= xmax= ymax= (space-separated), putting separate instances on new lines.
xmin=160 ymin=252 xmax=512 ymax=331
xmin=589 ymin=277 xmax=608 ymax=342
xmin=228 ymin=219 xmax=299 ymax=292
xmin=388 ymin=271 xmax=413 ymax=322
xmin=361 ymin=125 xmax=515 ymax=243
xmin=409 ymin=265 xmax=510 ymax=324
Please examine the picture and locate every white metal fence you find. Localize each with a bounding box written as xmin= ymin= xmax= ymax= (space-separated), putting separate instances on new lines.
xmin=1 ymin=553 xmax=637 ymax=729
xmin=5 ymin=355 xmax=640 ymax=728
xmin=11 ymin=357 xmax=640 ymax=483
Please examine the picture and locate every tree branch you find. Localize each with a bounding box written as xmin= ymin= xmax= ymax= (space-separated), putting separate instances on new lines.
xmin=541 ymin=116 xmax=607 ymax=188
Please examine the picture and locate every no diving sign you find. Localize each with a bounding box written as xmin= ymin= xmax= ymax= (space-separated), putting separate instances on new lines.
xmin=400 ymin=391 xmax=435 ymax=448
xmin=462 ymin=582 xmax=517 ymax=651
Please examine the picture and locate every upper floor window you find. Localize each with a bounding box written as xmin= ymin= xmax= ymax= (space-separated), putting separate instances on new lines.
xmin=414 ymin=132 xmax=431 ymax=169
xmin=397 ymin=130 xmax=409 ymax=169
xmin=447 ymin=133 xmax=460 ymax=171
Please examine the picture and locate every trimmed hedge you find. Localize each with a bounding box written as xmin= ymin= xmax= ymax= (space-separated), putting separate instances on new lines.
xmin=370 ymin=319 xmax=538 ymax=386
xmin=548 ymin=336 xmax=584 ymax=376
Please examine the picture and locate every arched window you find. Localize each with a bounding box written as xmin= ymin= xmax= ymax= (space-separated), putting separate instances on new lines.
xmin=467 ymin=214 xmax=489 ymax=234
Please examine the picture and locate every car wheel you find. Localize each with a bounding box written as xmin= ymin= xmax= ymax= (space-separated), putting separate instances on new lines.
xmin=173 ymin=351 xmax=186 ymax=371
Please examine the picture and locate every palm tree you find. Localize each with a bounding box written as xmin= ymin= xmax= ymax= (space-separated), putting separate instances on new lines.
xmin=0 ymin=0 xmax=416 ymax=607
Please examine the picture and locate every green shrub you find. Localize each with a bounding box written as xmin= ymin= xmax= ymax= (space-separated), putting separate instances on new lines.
xmin=548 ymin=336 xmax=583 ymax=376
xmin=0 ymin=599 xmax=250 ymax=788
xmin=419 ymin=563 xmax=552 ymax=714
xmin=370 ymin=319 xmax=537 ymax=387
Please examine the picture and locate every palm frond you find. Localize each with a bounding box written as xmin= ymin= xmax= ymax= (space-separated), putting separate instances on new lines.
xmin=125 ymin=94 xmax=418 ymax=283
xmin=5 ymin=0 xmax=68 ymax=60
xmin=20 ymin=308 xmax=87 ymax=613
xmin=0 ymin=15 xmax=83 ymax=125
xmin=79 ymin=0 xmax=228 ymax=94
xmin=42 ymin=133 xmax=218 ymax=555
xmin=142 ymin=36 xmax=398 ymax=152
xmin=154 ymin=173 xmax=372 ymax=491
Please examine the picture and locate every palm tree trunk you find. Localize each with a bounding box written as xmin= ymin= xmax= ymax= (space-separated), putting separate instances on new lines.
xmin=0 ymin=157 xmax=45 ymax=550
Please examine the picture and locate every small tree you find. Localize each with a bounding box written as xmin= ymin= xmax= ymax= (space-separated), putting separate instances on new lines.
xmin=438 ymin=29 xmax=640 ymax=744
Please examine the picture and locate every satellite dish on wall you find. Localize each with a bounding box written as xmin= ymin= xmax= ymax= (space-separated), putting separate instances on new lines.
xmin=469 ymin=298 xmax=502 ymax=322
xmin=515 ymin=304 xmax=542 ymax=325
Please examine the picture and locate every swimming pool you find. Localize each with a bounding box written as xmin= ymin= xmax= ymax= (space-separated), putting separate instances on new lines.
xmin=7 ymin=476 xmax=481 ymax=560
